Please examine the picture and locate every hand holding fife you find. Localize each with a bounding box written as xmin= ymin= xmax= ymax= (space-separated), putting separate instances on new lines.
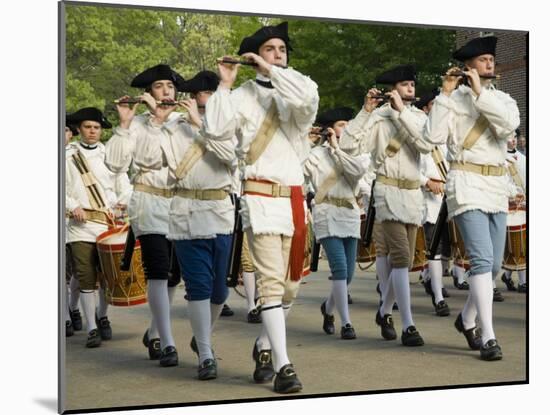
xmin=180 ymin=98 xmax=202 ymax=128
xmin=327 ymin=127 xmax=339 ymax=149
xmin=241 ymin=52 xmax=272 ymax=77
xmin=364 ymin=88 xmax=383 ymax=113
xmin=462 ymin=67 xmax=482 ymax=96
xmin=217 ymin=55 xmax=241 ymax=89
xmin=388 ymin=90 xmax=405 ymax=113
xmin=441 ymin=66 xmax=463 ymax=96
xmin=116 ymin=95 xmax=140 ymax=129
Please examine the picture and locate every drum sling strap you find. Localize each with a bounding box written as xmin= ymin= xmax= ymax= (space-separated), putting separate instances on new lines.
xmin=71 ymin=150 xmax=112 ymax=225
xmin=430 ymin=146 xmax=449 ymax=181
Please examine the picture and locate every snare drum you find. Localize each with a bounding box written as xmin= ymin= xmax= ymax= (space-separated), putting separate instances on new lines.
xmin=410 ymin=226 xmax=428 ymax=272
xmin=96 ymin=226 xmax=147 ymax=306
xmin=449 ymin=219 xmax=470 ymax=270
xmin=503 ymin=210 xmax=527 ymax=271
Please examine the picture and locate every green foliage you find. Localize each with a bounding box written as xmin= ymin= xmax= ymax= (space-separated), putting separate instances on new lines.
xmin=65 ymin=4 xmax=455 ymax=132
xmin=290 ymin=20 xmax=455 ymax=113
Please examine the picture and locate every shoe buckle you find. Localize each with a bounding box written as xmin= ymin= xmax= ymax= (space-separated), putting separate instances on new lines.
xmin=258 ymin=351 xmax=271 ymax=364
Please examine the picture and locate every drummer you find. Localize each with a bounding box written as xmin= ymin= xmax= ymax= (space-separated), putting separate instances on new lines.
xmin=105 ymin=65 xmax=185 ymax=366
xmin=501 ymin=129 xmax=527 ymax=293
xmin=66 ymin=107 xmax=118 ymax=348
xmin=339 ymin=65 xmax=433 ymax=347
xmin=304 ymin=107 xmax=366 ymax=339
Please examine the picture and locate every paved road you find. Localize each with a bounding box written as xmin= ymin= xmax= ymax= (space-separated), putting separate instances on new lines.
xmin=64 ymin=260 xmax=526 ymax=412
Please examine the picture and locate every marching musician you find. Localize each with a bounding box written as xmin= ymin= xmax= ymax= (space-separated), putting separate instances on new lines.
xmin=424 ymin=36 xmax=520 ymax=360
xmin=339 ymin=64 xmax=433 ymax=347
xmin=304 ymin=107 xmax=365 ymax=339
xmin=202 ymin=21 xmax=319 ymax=393
xmin=178 ymin=69 xmax=237 ymax=319
xmin=65 ymin=108 xmax=117 ymax=347
xmin=105 ymin=65 xmax=185 ymax=366
xmin=155 ymin=70 xmax=236 ymax=380
xmin=501 ymin=128 xmax=527 ymax=293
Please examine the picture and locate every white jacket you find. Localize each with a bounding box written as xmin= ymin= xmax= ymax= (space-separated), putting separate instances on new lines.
xmin=303 ymin=142 xmax=366 ymax=240
xmin=340 ymin=104 xmax=432 ymax=225
xmin=105 ymin=112 xmax=182 ymax=237
xmin=136 ymin=119 xmax=236 ymax=240
xmin=65 ymin=142 xmax=117 ymax=243
xmin=202 ymin=66 xmax=319 ymax=236
xmin=423 ymin=84 xmax=520 ymax=219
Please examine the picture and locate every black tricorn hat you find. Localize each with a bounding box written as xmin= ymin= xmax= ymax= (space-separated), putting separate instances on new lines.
xmin=131 ymin=64 xmax=186 ymax=89
xmin=452 ymin=36 xmax=497 ymax=62
xmin=179 ymin=70 xmax=219 ymax=93
xmin=414 ymin=88 xmax=440 ymax=110
xmin=66 ymin=107 xmax=112 ymax=129
xmin=316 ymin=107 xmax=355 ymax=128
xmin=375 ymin=64 xmax=417 ymax=85
xmin=237 ymin=22 xmax=293 ymax=56
xmin=66 ymin=123 xmax=79 ymax=136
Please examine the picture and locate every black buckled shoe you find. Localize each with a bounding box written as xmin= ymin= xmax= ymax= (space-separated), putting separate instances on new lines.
xmin=160 ymin=345 xmax=179 ymax=367
xmin=493 ymin=288 xmax=504 ymax=302
xmin=273 ymin=363 xmax=303 ymax=394
xmin=401 ymin=325 xmax=424 ymax=346
xmin=220 ymin=304 xmax=234 ymax=317
xmin=454 ymin=313 xmax=482 ymax=350
xmin=442 ymin=287 xmax=450 ymax=298
xmin=247 ymin=308 xmax=262 ymax=324
xmin=96 ymin=316 xmax=112 ymax=340
xmin=66 ymin=320 xmax=74 ymax=337
xmin=435 ymin=300 xmax=450 ymax=317
xmin=518 ymin=283 xmax=527 ymax=293
xmin=375 ymin=310 xmax=397 ymax=340
xmin=501 ymin=273 xmax=517 ymax=291
xmin=480 ymin=339 xmax=503 ymax=361
xmin=69 ymin=308 xmax=83 ymax=331
xmin=252 ymin=341 xmax=275 ymax=383
xmin=453 ymin=275 xmax=470 ymax=290
xmin=142 ymin=330 xmax=162 ymax=360
xmin=86 ymin=329 xmax=101 ymax=348
xmin=320 ymin=301 xmax=335 ymax=335
xmin=347 ymin=293 xmax=353 ymax=305
xmin=340 ymin=323 xmax=357 ymax=340
xmin=198 ymin=358 xmax=217 ymax=380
